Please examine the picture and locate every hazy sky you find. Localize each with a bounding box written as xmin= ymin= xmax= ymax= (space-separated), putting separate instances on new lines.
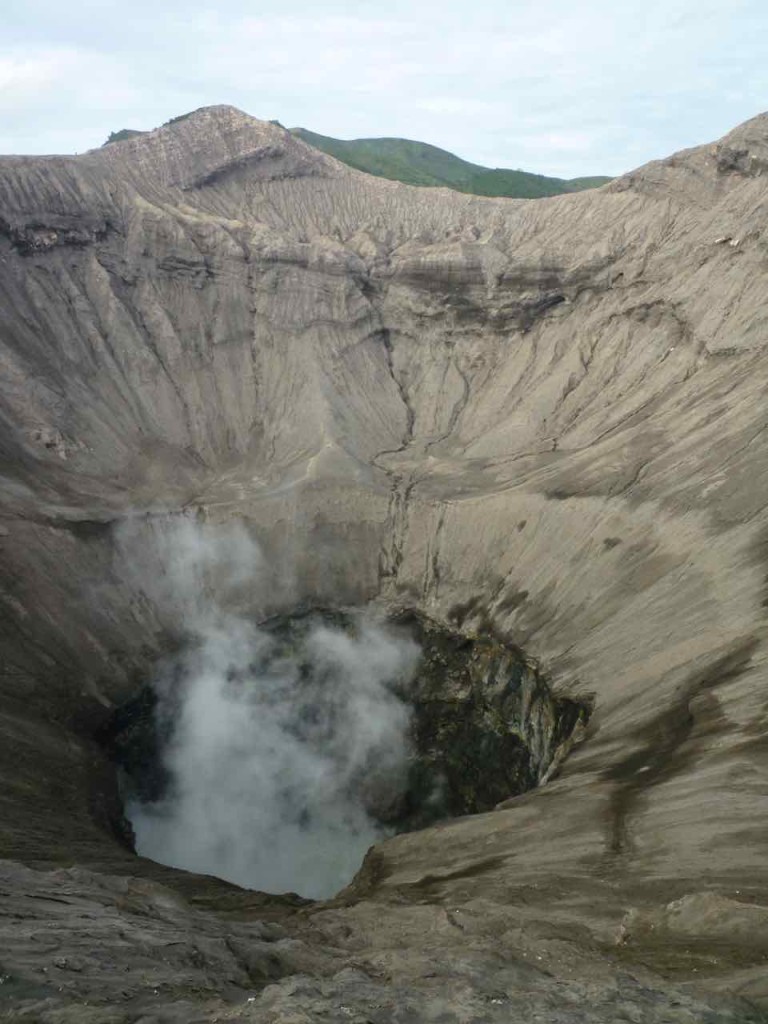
xmin=1 ymin=0 xmax=766 ymax=177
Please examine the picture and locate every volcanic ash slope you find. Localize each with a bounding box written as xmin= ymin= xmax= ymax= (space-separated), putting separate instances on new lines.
xmin=1 ymin=106 xmax=768 ymax=1020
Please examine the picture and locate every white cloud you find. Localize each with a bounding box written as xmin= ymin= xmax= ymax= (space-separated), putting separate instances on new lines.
xmin=0 ymin=50 xmax=74 ymax=107
xmin=518 ymin=131 xmax=596 ymax=154
xmin=416 ymin=98 xmax=506 ymax=116
xmin=0 ymin=0 xmax=766 ymax=175
xmin=0 ymin=47 xmax=140 ymax=119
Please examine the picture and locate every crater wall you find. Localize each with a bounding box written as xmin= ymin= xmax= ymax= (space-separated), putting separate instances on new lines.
xmin=2 ymin=106 xmax=768 ymax=1020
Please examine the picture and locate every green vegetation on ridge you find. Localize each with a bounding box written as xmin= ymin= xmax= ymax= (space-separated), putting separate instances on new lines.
xmin=291 ymin=127 xmax=612 ymax=198
xmin=104 ymin=129 xmax=145 ymax=145
xmin=101 ymin=116 xmax=611 ymax=199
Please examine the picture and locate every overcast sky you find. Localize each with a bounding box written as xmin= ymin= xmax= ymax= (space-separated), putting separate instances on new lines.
xmin=1 ymin=0 xmax=766 ymax=177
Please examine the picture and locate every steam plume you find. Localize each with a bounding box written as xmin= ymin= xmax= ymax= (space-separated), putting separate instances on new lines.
xmin=118 ymin=516 xmax=419 ymax=898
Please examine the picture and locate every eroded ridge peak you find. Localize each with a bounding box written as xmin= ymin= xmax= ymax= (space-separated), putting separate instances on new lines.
xmin=91 ymin=104 xmax=340 ymax=190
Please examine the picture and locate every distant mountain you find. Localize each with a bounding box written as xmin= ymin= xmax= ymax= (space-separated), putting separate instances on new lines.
xmin=102 ymin=119 xmax=611 ymax=198
xmin=290 ymin=128 xmax=612 ymax=198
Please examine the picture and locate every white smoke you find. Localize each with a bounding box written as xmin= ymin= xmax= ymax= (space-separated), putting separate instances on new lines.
xmin=117 ymin=515 xmax=420 ymax=898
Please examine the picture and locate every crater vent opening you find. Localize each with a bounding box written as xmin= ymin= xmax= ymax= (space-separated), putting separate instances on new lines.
xmin=102 ymin=609 xmax=591 ymax=900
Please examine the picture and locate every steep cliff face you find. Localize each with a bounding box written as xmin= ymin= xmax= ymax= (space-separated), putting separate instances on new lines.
xmin=2 ymin=105 xmax=768 ymax=1021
